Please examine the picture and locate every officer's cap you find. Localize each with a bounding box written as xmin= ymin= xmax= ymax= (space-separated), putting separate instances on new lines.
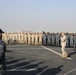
xmin=0 ymin=29 xmax=4 ymax=33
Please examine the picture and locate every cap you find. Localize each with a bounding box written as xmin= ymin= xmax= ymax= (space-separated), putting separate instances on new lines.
xmin=0 ymin=29 xmax=4 ymax=33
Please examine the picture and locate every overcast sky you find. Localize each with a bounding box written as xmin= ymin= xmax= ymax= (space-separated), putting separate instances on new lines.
xmin=0 ymin=0 xmax=76 ymax=33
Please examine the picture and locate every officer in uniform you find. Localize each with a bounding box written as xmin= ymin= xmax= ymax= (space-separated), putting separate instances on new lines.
xmin=70 ymin=33 xmax=74 ymax=47
xmin=60 ymin=32 xmax=67 ymax=58
xmin=28 ymin=33 xmax=31 ymax=45
xmin=66 ymin=33 xmax=69 ymax=47
xmin=47 ymin=33 xmax=51 ymax=46
xmin=24 ymin=33 xmax=27 ymax=44
xmin=56 ymin=33 xmax=60 ymax=47
xmin=35 ymin=33 xmax=39 ymax=45
xmin=38 ymin=33 xmax=43 ymax=45
xmin=42 ymin=32 xmax=47 ymax=45
xmin=0 ymin=29 xmax=6 ymax=74
xmin=31 ymin=33 xmax=35 ymax=45
xmin=50 ymin=33 xmax=52 ymax=46
xmin=74 ymin=34 xmax=76 ymax=50
xmin=52 ymin=33 xmax=56 ymax=46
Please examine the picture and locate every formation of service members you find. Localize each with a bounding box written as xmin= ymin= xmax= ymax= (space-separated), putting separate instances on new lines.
xmin=2 ymin=32 xmax=43 ymax=45
xmin=2 ymin=31 xmax=76 ymax=49
xmin=25 ymin=32 xmax=42 ymax=45
xmin=42 ymin=32 xmax=76 ymax=48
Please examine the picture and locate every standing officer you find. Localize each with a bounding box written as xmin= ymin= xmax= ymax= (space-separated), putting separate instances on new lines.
xmin=38 ymin=33 xmax=43 ymax=45
xmin=60 ymin=32 xmax=67 ymax=58
xmin=66 ymin=33 xmax=69 ymax=47
xmin=28 ymin=33 xmax=31 ymax=45
xmin=70 ymin=33 xmax=74 ymax=47
xmin=74 ymin=33 xmax=76 ymax=50
xmin=34 ymin=32 xmax=39 ymax=45
xmin=52 ymin=33 xmax=56 ymax=46
xmin=0 ymin=29 xmax=6 ymax=74
xmin=31 ymin=33 xmax=35 ymax=45
xmin=56 ymin=33 xmax=60 ymax=47
xmin=24 ymin=33 xmax=28 ymax=44
xmin=42 ymin=32 xmax=47 ymax=45
xmin=47 ymin=32 xmax=51 ymax=46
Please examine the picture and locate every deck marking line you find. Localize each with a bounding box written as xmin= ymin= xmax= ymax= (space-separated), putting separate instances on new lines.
xmin=41 ymin=46 xmax=72 ymax=59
